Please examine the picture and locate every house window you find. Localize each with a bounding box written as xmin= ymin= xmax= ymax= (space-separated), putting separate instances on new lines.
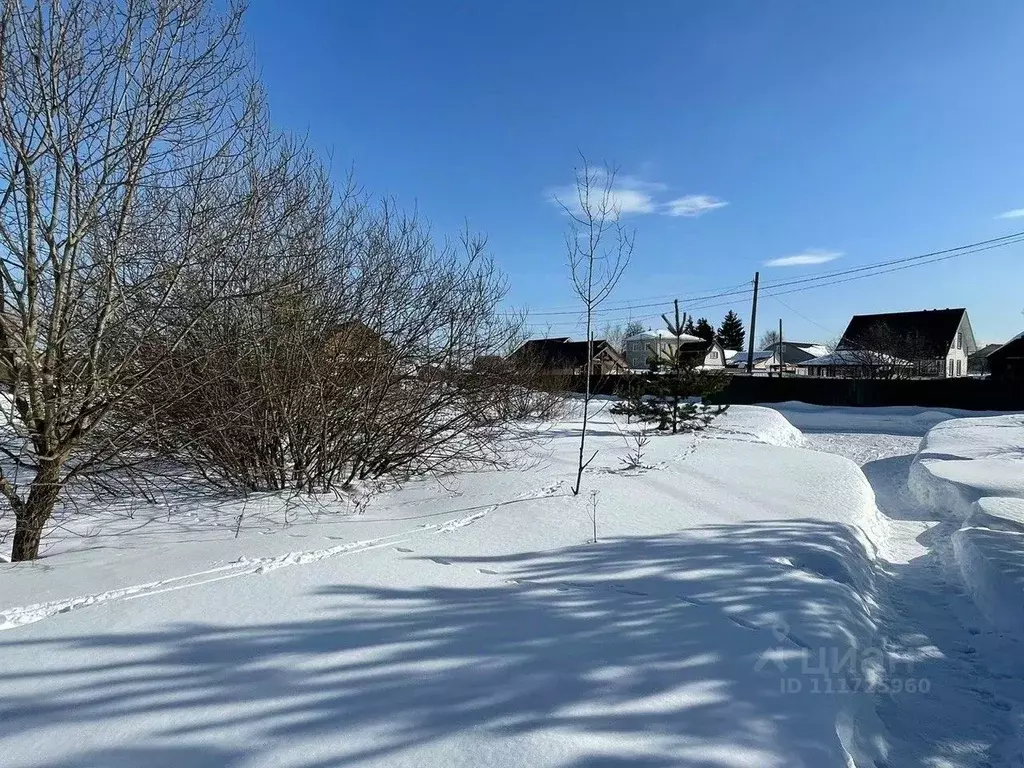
xmin=948 ymin=359 xmax=954 ymax=377
xmin=709 ymin=351 xmax=718 ymax=359
xmin=957 ymin=332 xmax=962 ymax=350
xmin=956 ymin=359 xmax=962 ymax=376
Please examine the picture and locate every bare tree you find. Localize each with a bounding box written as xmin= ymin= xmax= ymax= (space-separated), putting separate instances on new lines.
xmin=0 ymin=0 xmax=266 ymax=560
xmin=603 ymin=322 xmax=625 ymax=352
xmin=557 ymin=156 xmax=633 ymax=496
xmin=624 ymin=319 xmax=646 ymax=338
xmin=758 ymin=329 xmax=780 ymax=350
xmin=840 ymin=323 xmax=936 ymax=379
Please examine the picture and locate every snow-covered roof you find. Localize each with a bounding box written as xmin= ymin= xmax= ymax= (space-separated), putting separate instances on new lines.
xmin=732 ymin=350 xmax=773 ymax=364
xmin=723 ymin=349 xmax=740 ymax=361
xmin=623 ymin=329 xmax=704 ymax=343
xmin=802 ymin=349 xmax=911 ymax=367
xmin=797 ymin=344 xmax=829 ymax=358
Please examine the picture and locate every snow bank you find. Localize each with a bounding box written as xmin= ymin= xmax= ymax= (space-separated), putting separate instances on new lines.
xmin=909 ymin=414 xmax=1024 ymax=519
xmin=910 ymin=415 xmax=1024 ymax=635
xmin=711 ymin=404 xmax=806 ymax=448
xmin=953 ymin=495 xmax=1024 ymax=634
xmin=767 ymin=401 xmax=1000 ymax=437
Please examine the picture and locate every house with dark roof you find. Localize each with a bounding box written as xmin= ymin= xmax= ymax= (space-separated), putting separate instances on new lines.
xmin=508 ymin=337 xmax=628 ymax=376
xmin=987 ymin=332 xmax=1024 ymax=383
xmin=730 ymin=349 xmax=773 ymax=371
xmin=763 ymin=341 xmax=829 ymax=374
xmin=802 ymin=308 xmax=976 ymax=379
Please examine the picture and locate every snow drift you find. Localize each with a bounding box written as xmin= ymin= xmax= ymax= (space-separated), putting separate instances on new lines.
xmin=910 ymin=415 xmax=1024 ymax=635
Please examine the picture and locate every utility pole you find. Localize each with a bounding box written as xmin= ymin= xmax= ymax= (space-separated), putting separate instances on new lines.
xmin=778 ymin=318 xmax=784 ymax=377
xmin=746 ymin=271 xmax=759 ymax=374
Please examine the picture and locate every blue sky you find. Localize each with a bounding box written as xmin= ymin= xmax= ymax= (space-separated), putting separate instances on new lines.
xmin=246 ymin=0 xmax=1024 ymax=344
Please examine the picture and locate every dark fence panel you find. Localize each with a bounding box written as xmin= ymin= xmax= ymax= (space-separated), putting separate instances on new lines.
xmin=709 ymin=376 xmax=1024 ymax=411
xmin=536 ymin=373 xmax=1023 ymax=411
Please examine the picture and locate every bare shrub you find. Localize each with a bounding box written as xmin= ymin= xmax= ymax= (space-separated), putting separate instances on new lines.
xmin=619 ymin=428 xmax=650 ymax=470
xmin=138 ymin=192 xmax=527 ymax=493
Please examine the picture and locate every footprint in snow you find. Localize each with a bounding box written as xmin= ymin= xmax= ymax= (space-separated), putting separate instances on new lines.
xmin=394 ymin=547 xmax=413 ymax=553
xmin=964 ymin=686 xmax=994 ymax=698
xmin=785 ymin=633 xmax=811 ymax=650
xmin=477 ymin=568 xmax=500 ymax=575
xmin=727 ymin=615 xmax=760 ymax=631
xmin=429 ymin=557 xmax=452 ymax=566
xmin=613 ymin=587 xmax=649 ymax=596
xmin=676 ymin=595 xmax=707 ymax=607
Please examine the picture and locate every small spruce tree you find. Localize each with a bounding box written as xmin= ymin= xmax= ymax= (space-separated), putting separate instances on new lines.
xmin=614 ymin=300 xmax=729 ymax=433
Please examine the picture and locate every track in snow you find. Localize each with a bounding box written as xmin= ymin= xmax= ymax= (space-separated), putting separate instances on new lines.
xmin=0 ymin=484 xmax=565 ymax=632
xmin=800 ymin=423 xmax=1024 ymax=768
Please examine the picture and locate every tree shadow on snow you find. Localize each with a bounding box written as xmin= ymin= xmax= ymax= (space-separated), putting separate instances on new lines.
xmin=1 ymin=521 xmax=893 ymax=768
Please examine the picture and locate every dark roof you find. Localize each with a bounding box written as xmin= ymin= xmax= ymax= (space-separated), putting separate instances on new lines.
xmin=510 ymin=337 xmax=622 ymax=368
xmin=732 ymin=350 xmax=773 ymax=364
xmin=509 ymin=338 xmax=570 ymax=364
xmin=678 ymin=338 xmax=714 ymax=353
xmin=838 ymin=308 xmax=966 ymax=357
xmin=988 ymin=334 xmax=1024 ymax=363
xmin=972 ymin=343 xmax=1004 ymax=359
xmin=767 ymin=341 xmax=827 ymax=364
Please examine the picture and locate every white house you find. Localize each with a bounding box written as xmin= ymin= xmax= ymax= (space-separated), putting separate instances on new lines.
xmin=622 ymin=329 xmax=725 ymax=371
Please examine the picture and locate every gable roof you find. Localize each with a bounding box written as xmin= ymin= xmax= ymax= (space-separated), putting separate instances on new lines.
xmin=732 ymin=350 xmax=773 ymax=366
xmin=972 ymin=343 xmax=1004 ymax=359
xmin=765 ymin=341 xmax=829 ymax=364
xmin=988 ymin=333 xmax=1024 ymax=363
xmin=838 ymin=308 xmax=968 ymax=357
xmin=509 ymin=337 xmax=625 ymax=368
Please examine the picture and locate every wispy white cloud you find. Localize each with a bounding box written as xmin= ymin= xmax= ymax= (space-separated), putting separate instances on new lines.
xmin=547 ymin=171 xmax=723 ymax=219
xmin=547 ymin=173 xmax=656 ymax=216
xmin=765 ymin=249 xmax=842 ymax=268
xmin=996 ymin=208 xmax=1024 ymax=219
xmin=662 ymin=195 xmax=728 ymax=218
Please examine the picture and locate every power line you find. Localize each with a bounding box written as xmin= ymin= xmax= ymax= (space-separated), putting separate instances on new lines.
xmin=770 ymin=295 xmax=839 ymax=338
xmin=761 ymin=236 xmax=1024 ymax=301
xmin=518 ymin=230 xmax=1024 ymax=322
xmin=758 ymin=230 xmax=1024 ymax=291
xmin=507 ymin=279 xmax=754 ymax=315
xmin=512 ymin=281 xmax=754 ymax=318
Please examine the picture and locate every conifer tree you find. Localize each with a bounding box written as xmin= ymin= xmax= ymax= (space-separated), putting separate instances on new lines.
xmin=694 ymin=317 xmax=715 ymax=343
xmin=717 ymin=310 xmax=746 ymax=350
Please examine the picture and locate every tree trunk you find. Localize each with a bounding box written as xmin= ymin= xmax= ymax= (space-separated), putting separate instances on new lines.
xmin=11 ymin=460 xmax=63 ymax=562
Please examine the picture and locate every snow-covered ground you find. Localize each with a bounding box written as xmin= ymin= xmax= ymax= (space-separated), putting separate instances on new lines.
xmin=771 ymin=402 xmax=1024 ymax=768
xmin=1 ymin=401 xmax=1023 ymax=767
